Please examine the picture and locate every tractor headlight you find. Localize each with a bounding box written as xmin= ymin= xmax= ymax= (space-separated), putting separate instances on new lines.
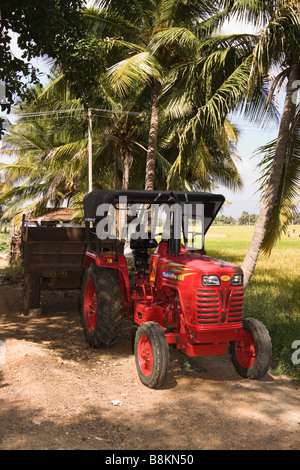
xmin=230 ymin=274 xmax=243 ymax=286
xmin=202 ymin=275 xmax=220 ymax=286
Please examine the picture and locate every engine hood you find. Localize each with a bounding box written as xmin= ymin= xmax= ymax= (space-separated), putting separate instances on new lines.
xmin=157 ymin=252 xmax=243 ymax=286
xmin=160 ymin=252 xmax=241 ymax=273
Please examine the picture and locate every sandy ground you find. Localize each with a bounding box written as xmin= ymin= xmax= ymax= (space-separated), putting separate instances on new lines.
xmin=0 ymin=276 xmax=299 ymax=451
xmin=0 ymin=258 xmax=8 ymax=269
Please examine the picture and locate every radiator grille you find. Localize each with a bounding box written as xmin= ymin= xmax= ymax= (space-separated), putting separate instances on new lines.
xmin=196 ymin=288 xmax=243 ymax=325
xmin=227 ymin=288 xmax=243 ymax=323
xmin=196 ymin=290 xmax=220 ymax=325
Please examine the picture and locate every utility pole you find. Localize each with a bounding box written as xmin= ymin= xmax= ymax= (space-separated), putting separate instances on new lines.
xmin=88 ymin=108 xmax=93 ymax=193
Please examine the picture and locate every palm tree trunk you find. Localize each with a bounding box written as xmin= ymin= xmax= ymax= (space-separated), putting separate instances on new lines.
xmin=241 ymin=63 xmax=300 ymax=289
xmin=122 ymin=154 xmax=130 ymax=190
xmin=113 ymin=147 xmax=121 ymax=190
xmin=119 ymin=147 xmax=133 ymax=190
xmin=145 ymin=78 xmax=161 ymax=191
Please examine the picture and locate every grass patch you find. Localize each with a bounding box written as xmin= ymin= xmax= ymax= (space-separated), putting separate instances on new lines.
xmin=1 ymin=262 xmax=24 ymax=278
xmin=205 ymin=225 xmax=300 ymax=381
xmin=180 ymin=357 xmax=207 ymax=374
xmin=0 ymin=241 xmax=8 ymax=253
xmin=0 ymin=231 xmax=9 ymax=254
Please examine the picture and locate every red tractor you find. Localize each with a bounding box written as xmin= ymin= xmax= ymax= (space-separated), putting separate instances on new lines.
xmin=80 ymin=190 xmax=272 ymax=388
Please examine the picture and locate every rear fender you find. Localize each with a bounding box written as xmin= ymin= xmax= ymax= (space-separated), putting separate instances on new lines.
xmin=83 ymin=251 xmax=131 ymax=309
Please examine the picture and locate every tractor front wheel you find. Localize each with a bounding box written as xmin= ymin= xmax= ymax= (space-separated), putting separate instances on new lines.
xmin=80 ymin=263 xmax=123 ymax=348
xmin=134 ymin=321 xmax=170 ymax=389
xmin=230 ymin=318 xmax=272 ymax=379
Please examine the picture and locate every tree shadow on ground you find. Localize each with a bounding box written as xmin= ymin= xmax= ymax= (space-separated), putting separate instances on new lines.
xmin=0 ymin=370 xmax=299 ymax=450
xmin=1 ymin=282 xmax=299 ymax=450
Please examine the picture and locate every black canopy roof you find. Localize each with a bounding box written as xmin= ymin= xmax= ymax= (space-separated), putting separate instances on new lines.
xmin=83 ymin=190 xmax=225 ymax=234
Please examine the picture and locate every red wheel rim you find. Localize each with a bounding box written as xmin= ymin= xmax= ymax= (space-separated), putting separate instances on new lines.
xmin=138 ymin=334 xmax=153 ymax=376
xmin=84 ymin=279 xmax=97 ymax=332
xmin=235 ymin=331 xmax=256 ymax=369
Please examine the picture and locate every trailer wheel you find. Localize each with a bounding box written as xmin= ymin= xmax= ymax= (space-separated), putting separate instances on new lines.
xmin=229 ymin=318 xmax=272 ymax=380
xmin=81 ymin=263 xmax=123 ymax=348
xmin=134 ymin=321 xmax=170 ymax=389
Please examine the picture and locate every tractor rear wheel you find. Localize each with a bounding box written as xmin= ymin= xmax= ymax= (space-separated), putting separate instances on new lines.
xmin=134 ymin=321 xmax=170 ymax=388
xmin=229 ymin=318 xmax=272 ymax=379
xmin=81 ymin=263 xmax=123 ymax=348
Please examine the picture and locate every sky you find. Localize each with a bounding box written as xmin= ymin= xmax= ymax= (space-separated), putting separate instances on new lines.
xmin=217 ymin=114 xmax=280 ymax=218
xmin=1 ymin=14 xmax=283 ymax=219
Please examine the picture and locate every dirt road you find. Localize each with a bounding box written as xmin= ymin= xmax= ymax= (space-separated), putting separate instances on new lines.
xmin=0 ymin=280 xmax=299 ymax=450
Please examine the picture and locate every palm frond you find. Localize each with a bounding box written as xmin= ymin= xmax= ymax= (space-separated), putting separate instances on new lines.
xmin=149 ymin=27 xmax=199 ymax=54
xmin=255 ymin=128 xmax=300 ymax=254
xmin=106 ymin=51 xmax=164 ymax=96
xmin=223 ymin=0 xmax=277 ymax=26
xmin=266 ymin=67 xmax=290 ymax=111
xmin=84 ymin=7 xmax=141 ymax=38
xmin=179 ymin=54 xmax=253 ymax=146
xmin=248 ymin=4 xmax=300 ymax=92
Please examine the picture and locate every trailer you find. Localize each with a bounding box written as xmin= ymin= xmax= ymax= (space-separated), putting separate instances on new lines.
xmin=22 ymin=223 xmax=87 ymax=314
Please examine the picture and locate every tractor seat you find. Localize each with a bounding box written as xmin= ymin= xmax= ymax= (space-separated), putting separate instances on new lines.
xmin=130 ymin=236 xmax=158 ymax=250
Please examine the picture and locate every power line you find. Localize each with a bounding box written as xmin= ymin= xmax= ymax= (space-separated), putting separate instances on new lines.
xmin=92 ymin=108 xmax=146 ymax=116
xmin=14 ymin=107 xmax=147 ymax=119
xmin=10 ymin=115 xmax=86 ymax=124
xmin=13 ymin=107 xmax=279 ymax=125
xmin=14 ymin=108 xmax=85 ymax=117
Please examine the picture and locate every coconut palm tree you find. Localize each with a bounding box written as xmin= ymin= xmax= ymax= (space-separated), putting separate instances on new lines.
xmin=0 ymin=2 xmax=257 ymax=223
xmin=43 ymin=0 xmax=242 ymax=194
xmin=168 ymin=1 xmax=299 ymax=288
xmin=87 ymin=0 xmax=235 ymax=190
xmin=0 ymin=73 xmax=172 ymax=224
xmin=0 ymin=113 xmax=88 ymax=223
xmin=0 ymin=80 xmax=112 ymax=222
xmin=33 ymin=72 xmax=157 ymax=191
xmin=222 ymin=1 xmax=300 ymax=289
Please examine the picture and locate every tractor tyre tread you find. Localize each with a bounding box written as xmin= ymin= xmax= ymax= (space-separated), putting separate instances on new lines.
xmin=230 ymin=317 xmax=272 ymax=380
xmin=134 ymin=321 xmax=170 ymax=389
xmin=81 ymin=263 xmax=123 ymax=348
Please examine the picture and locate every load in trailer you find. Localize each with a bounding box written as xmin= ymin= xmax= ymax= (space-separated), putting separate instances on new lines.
xmin=81 ymin=190 xmax=272 ymax=388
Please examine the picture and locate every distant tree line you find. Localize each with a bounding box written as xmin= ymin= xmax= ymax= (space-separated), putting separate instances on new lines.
xmin=213 ymin=211 xmax=259 ymax=226
xmin=213 ymin=211 xmax=300 ymax=226
xmin=238 ymin=211 xmax=259 ymax=226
